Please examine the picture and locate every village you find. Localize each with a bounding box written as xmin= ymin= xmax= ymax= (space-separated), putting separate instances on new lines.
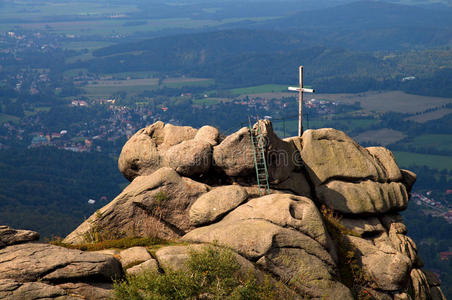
xmin=412 ymin=191 xmax=452 ymax=223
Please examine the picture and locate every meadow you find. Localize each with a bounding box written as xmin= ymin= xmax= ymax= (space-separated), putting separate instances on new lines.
xmin=393 ymin=151 xmax=452 ymax=171
xmin=229 ymin=84 xmax=289 ymax=95
xmin=353 ymin=128 xmax=407 ymax=146
xmin=404 ymin=109 xmax=452 ymax=123
xmin=0 ymin=113 xmax=19 ymax=124
xmin=82 ymin=77 xmax=214 ymax=100
xmin=313 ymin=91 xmax=452 ymax=114
xmin=0 ymin=0 xmax=277 ymax=37
xmin=403 ymin=134 xmax=452 ymax=153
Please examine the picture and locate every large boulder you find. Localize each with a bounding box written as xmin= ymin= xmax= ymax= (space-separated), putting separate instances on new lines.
xmin=300 ymin=128 xmax=383 ymax=185
xmin=118 ymin=246 xmax=152 ymax=269
xmin=424 ymin=270 xmax=447 ymax=300
xmin=346 ymin=235 xmax=412 ymax=291
xmin=272 ymin=171 xmax=311 ymax=197
xmin=194 ymin=125 xmax=220 ymax=146
xmin=213 ymin=127 xmax=255 ymax=177
xmin=410 ymin=268 xmax=431 ymax=300
xmin=339 ymin=217 xmax=386 ymax=236
xmin=218 ymin=194 xmax=334 ymax=251
xmin=182 ymin=193 xmax=350 ymax=298
xmin=0 ymin=279 xmax=75 ymax=300
xmin=366 ymin=146 xmax=402 ymax=181
xmin=126 ymin=259 xmax=159 ymax=276
xmin=256 ymin=248 xmax=353 ymax=299
xmin=316 ymin=180 xmax=409 ymax=215
xmin=118 ymin=122 xmax=218 ymax=181
xmin=154 ymin=244 xmax=265 ymax=282
xmin=126 ymin=258 xmax=159 ymax=275
xmin=380 ymin=214 xmax=419 ymax=265
xmin=0 ymin=225 xmax=39 ymax=248
xmin=0 ymin=242 xmax=121 ymax=299
xmin=56 ymin=282 xmax=113 ymax=300
xmin=0 ymin=243 xmax=122 ymax=283
xmin=400 ymin=169 xmax=417 ymax=193
xmin=254 ymin=120 xmax=301 ymax=183
xmin=300 ymin=129 xmax=410 ymax=216
xmin=64 ymin=167 xmax=209 ymax=244
xmin=189 ymin=185 xmax=248 ymax=226
xmin=300 ymin=129 xmax=403 ymax=185
xmin=118 ymin=121 xmax=166 ymax=181
xmin=164 ymin=140 xmax=212 ymax=177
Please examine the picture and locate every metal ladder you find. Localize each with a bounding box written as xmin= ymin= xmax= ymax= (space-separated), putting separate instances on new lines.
xmin=249 ymin=119 xmax=270 ymax=196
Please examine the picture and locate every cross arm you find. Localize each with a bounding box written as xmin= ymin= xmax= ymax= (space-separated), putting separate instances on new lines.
xmin=288 ymin=87 xmax=315 ymax=93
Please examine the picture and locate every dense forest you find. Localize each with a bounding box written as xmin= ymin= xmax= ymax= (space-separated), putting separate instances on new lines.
xmin=0 ymin=148 xmax=127 ymax=237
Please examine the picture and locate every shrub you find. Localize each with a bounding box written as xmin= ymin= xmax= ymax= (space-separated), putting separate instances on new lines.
xmin=113 ymin=245 xmax=294 ymax=300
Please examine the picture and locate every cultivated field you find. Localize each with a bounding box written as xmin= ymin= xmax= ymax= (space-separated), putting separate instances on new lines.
xmin=0 ymin=113 xmax=19 ymax=124
xmin=230 ymin=84 xmax=289 ymax=95
xmin=0 ymin=0 xmax=277 ymax=37
xmin=315 ymin=91 xmax=452 ymax=114
xmin=403 ymin=134 xmax=452 ymax=153
xmin=353 ymin=128 xmax=407 ymax=146
xmin=393 ymin=151 xmax=452 ymax=171
xmin=230 ymin=90 xmax=452 ymax=115
xmin=82 ymin=77 xmax=214 ymax=99
xmin=404 ymin=109 xmax=452 ymax=123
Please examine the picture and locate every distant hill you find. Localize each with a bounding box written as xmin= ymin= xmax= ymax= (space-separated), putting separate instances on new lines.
xmin=258 ymin=1 xmax=452 ymax=50
xmin=73 ymin=27 xmax=452 ymax=95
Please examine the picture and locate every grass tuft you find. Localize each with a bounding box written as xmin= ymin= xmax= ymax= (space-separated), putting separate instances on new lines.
xmin=113 ymin=245 xmax=295 ymax=300
xmin=50 ymin=236 xmax=162 ymax=251
xmin=320 ymin=205 xmax=370 ymax=298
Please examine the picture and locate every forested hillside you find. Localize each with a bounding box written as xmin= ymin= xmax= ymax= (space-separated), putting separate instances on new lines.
xmin=0 ymin=148 xmax=127 ymax=237
xmin=76 ymin=29 xmax=452 ymax=95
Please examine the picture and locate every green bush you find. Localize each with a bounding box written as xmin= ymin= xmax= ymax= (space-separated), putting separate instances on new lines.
xmin=113 ymin=245 xmax=292 ymax=300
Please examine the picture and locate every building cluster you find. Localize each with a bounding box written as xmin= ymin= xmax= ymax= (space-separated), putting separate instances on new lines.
xmin=229 ymin=96 xmax=339 ymax=115
xmin=0 ymin=103 xmax=163 ymax=153
xmin=412 ymin=192 xmax=452 ymax=223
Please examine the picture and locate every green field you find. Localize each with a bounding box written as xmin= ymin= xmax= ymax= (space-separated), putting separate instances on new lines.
xmin=62 ymin=41 xmax=115 ymax=51
xmin=83 ymin=78 xmax=214 ymax=99
xmin=0 ymin=0 xmax=280 ymax=36
xmin=393 ymin=151 xmax=452 ymax=171
xmin=3 ymin=13 xmax=276 ymax=37
xmin=316 ymin=91 xmax=452 ymax=114
xmin=354 ymin=128 xmax=406 ymax=146
xmin=404 ymin=134 xmax=452 ymax=153
xmin=103 ymin=71 xmax=159 ymax=80
xmin=63 ymin=68 xmax=90 ymax=77
xmin=0 ymin=2 xmax=139 ymax=20
xmin=0 ymin=113 xmax=20 ymax=124
xmin=229 ymin=84 xmax=289 ymax=95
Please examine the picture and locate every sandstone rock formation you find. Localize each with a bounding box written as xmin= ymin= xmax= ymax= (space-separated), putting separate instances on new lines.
xmin=0 ymin=225 xmax=39 ymax=248
xmin=118 ymin=121 xmax=219 ymax=181
xmin=64 ymin=167 xmax=209 ymax=243
xmin=65 ymin=121 xmax=446 ymax=299
xmin=3 ymin=120 xmax=445 ymax=299
xmin=0 ymin=239 xmax=122 ymax=299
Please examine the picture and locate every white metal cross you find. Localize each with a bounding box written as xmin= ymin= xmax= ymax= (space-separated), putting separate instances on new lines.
xmin=288 ymin=66 xmax=315 ymax=136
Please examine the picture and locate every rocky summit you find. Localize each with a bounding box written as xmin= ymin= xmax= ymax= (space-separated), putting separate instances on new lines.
xmin=1 ymin=120 xmax=446 ymax=299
